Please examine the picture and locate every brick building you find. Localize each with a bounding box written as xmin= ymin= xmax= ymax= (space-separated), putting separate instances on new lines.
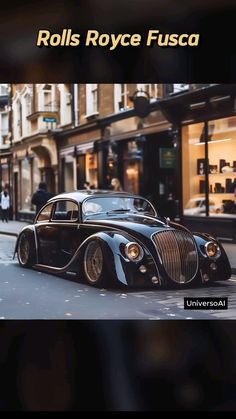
xmin=9 ymin=83 xmax=236 ymax=241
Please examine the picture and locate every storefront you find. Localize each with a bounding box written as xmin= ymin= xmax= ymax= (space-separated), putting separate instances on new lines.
xmin=12 ymin=135 xmax=57 ymax=221
xmin=12 ymin=151 xmax=41 ymax=221
xmin=182 ymin=116 xmax=236 ymax=241
xmin=100 ymin=109 xmax=174 ymax=208
xmin=101 ymin=129 xmax=178 ymax=221
xmin=160 ymin=84 xmax=236 ymax=241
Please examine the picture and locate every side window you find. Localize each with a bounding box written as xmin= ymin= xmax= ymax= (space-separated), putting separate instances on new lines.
xmin=52 ymin=200 xmax=79 ymax=221
xmin=36 ymin=203 xmax=53 ymax=223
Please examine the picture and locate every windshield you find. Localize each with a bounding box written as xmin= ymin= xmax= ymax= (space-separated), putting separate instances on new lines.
xmin=82 ymin=196 xmax=157 ymax=219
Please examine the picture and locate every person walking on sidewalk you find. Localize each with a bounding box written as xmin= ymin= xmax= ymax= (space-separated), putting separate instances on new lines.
xmin=111 ymin=178 xmax=123 ymax=192
xmin=31 ymin=182 xmax=54 ymax=215
xmin=1 ymin=189 xmax=10 ymax=222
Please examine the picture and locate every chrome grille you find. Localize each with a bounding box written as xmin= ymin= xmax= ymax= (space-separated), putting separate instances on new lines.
xmin=152 ymin=230 xmax=198 ymax=284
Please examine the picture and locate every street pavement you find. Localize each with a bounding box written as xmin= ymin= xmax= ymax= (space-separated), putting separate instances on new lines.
xmin=0 ymin=220 xmax=235 ymax=272
xmin=0 ymin=232 xmax=236 ymax=319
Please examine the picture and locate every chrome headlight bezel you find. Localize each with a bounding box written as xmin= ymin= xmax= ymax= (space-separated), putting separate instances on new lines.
xmin=205 ymin=241 xmax=221 ymax=259
xmin=124 ymin=242 xmax=144 ymax=262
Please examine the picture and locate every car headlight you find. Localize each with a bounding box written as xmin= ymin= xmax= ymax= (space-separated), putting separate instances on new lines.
xmin=205 ymin=241 xmax=221 ymax=259
xmin=125 ymin=242 xmax=144 ymax=262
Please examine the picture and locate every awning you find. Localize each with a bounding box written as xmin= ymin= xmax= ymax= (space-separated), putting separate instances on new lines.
xmin=76 ymin=141 xmax=94 ymax=155
xmin=59 ymin=141 xmax=95 ymax=158
xmin=158 ymin=84 xmax=236 ymax=125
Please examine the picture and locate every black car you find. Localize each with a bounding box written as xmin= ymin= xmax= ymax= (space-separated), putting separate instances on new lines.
xmin=15 ymin=190 xmax=231 ymax=288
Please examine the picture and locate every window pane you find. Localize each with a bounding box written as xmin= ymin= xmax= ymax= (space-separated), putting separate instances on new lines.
xmin=21 ymin=158 xmax=31 ymax=210
xmin=52 ymin=200 xmax=78 ymax=221
xmin=37 ymin=203 xmax=53 ymax=222
xmin=182 ymin=123 xmax=206 ymax=216
xmin=208 ymin=117 xmax=236 ymax=217
xmin=82 ymin=197 xmax=156 ymax=218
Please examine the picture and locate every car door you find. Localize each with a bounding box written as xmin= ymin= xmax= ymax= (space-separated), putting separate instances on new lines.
xmin=36 ymin=200 xmax=81 ymax=268
xmin=50 ymin=199 xmax=81 ymax=268
xmin=35 ymin=202 xmax=57 ymax=266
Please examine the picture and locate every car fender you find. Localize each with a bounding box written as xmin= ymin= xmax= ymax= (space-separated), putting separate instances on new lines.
xmin=77 ymin=231 xmax=157 ymax=286
xmin=193 ymin=232 xmax=231 ymax=279
xmin=14 ymin=226 xmax=37 ymax=261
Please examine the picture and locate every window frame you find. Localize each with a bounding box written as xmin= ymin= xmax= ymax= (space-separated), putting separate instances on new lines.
xmin=51 ymin=199 xmax=80 ymax=222
xmin=85 ymin=84 xmax=99 ymax=117
xmin=36 ymin=203 xmax=54 ymax=223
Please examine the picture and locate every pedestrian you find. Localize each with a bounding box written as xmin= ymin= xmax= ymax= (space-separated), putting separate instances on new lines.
xmin=111 ymin=178 xmax=123 ymax=192
xmin=1 ymin=189 xmax=10 ymax=222
xmin=83 ymin=181 xmax=91 ymax=190
xmin=31 ymin=182 xmax=54 ymax=215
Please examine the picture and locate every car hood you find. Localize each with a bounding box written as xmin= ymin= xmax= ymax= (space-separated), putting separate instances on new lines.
xmin=84 ymin=214 xmax=186 ymax=239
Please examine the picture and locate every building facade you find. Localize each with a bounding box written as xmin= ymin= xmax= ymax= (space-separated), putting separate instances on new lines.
xmin=0 ymin=84 xmax=11 ymax=192
xmin=9 ymin=83 xmax=236 ymax=241
xmin=10 ymin=83 xmax=75 ymax=220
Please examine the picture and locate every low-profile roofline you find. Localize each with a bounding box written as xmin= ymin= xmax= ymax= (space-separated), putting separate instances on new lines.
xmin=47 ymin=189 xmax=137 ymax=204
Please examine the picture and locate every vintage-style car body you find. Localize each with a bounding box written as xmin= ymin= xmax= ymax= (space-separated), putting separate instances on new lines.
xmin=15 ymin=190 xmax=231 ymax=288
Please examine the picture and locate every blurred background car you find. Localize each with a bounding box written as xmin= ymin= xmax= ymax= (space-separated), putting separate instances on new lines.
xmin=184 ymin=196 xmax=224 ymax=216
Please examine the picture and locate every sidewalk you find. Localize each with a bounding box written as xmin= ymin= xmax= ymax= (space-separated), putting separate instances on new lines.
xmin=0 ymin=220 xmax=235 ymax=274
xmin=0 ymin=220 xmax=29 ymax=237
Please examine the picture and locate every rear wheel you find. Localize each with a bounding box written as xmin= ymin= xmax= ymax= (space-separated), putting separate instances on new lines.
xmin=17 ymin=232 xmax=35 ymax=267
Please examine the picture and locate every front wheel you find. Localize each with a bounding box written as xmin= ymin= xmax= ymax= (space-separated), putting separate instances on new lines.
xmin=83 ymin=240 xmax=107 ymax=287
xmin=17 ymin=232 xmax=35 ymax=267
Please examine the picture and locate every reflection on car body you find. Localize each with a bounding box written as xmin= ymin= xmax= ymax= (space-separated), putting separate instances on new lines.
xmin=15 ymin=190 xmax=231 ymax=288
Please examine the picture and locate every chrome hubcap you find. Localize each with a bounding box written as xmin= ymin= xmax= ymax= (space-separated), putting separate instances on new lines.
xmin=84 ymin=241 xmax=103 ymax=283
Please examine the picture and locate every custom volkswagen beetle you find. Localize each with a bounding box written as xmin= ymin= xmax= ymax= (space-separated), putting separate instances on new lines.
xmin=15 ymin=190 xmax=231 ymax=288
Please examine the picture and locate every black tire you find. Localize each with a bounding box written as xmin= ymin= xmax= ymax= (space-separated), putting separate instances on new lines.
xmin=83 ymin=240 xmax=108 ymax=287
xmin=17 ymin=232 xmax=36 ymax=268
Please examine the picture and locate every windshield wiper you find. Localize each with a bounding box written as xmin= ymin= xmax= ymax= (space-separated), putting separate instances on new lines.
xmin=106 ymin=209 xmax=131 ymax=214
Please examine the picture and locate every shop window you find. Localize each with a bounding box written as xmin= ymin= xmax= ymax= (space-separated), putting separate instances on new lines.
xmin=124 ymin=162 xmax=139 ymax=194
xmin=64 ymin=160 xmax=74 ymax=192
xmin=85 ymin=153 xmax=98 ymax=188
xmin=182 ymin=117 xmax=236 ymax=218
xmin=123 ymin=142 xmax=141 ymax=195
xmin=0 ymin=161 xmax=9 ymax=189
xmin=208 ymin=117 xmax=236 ymax=217
xmin=33 ymin=157 xmax=41 ymax=196
xmin=21 ymin=158 xmax=31 ymax=210
xmin=182 ymin=123 xmax=206 ymax=216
